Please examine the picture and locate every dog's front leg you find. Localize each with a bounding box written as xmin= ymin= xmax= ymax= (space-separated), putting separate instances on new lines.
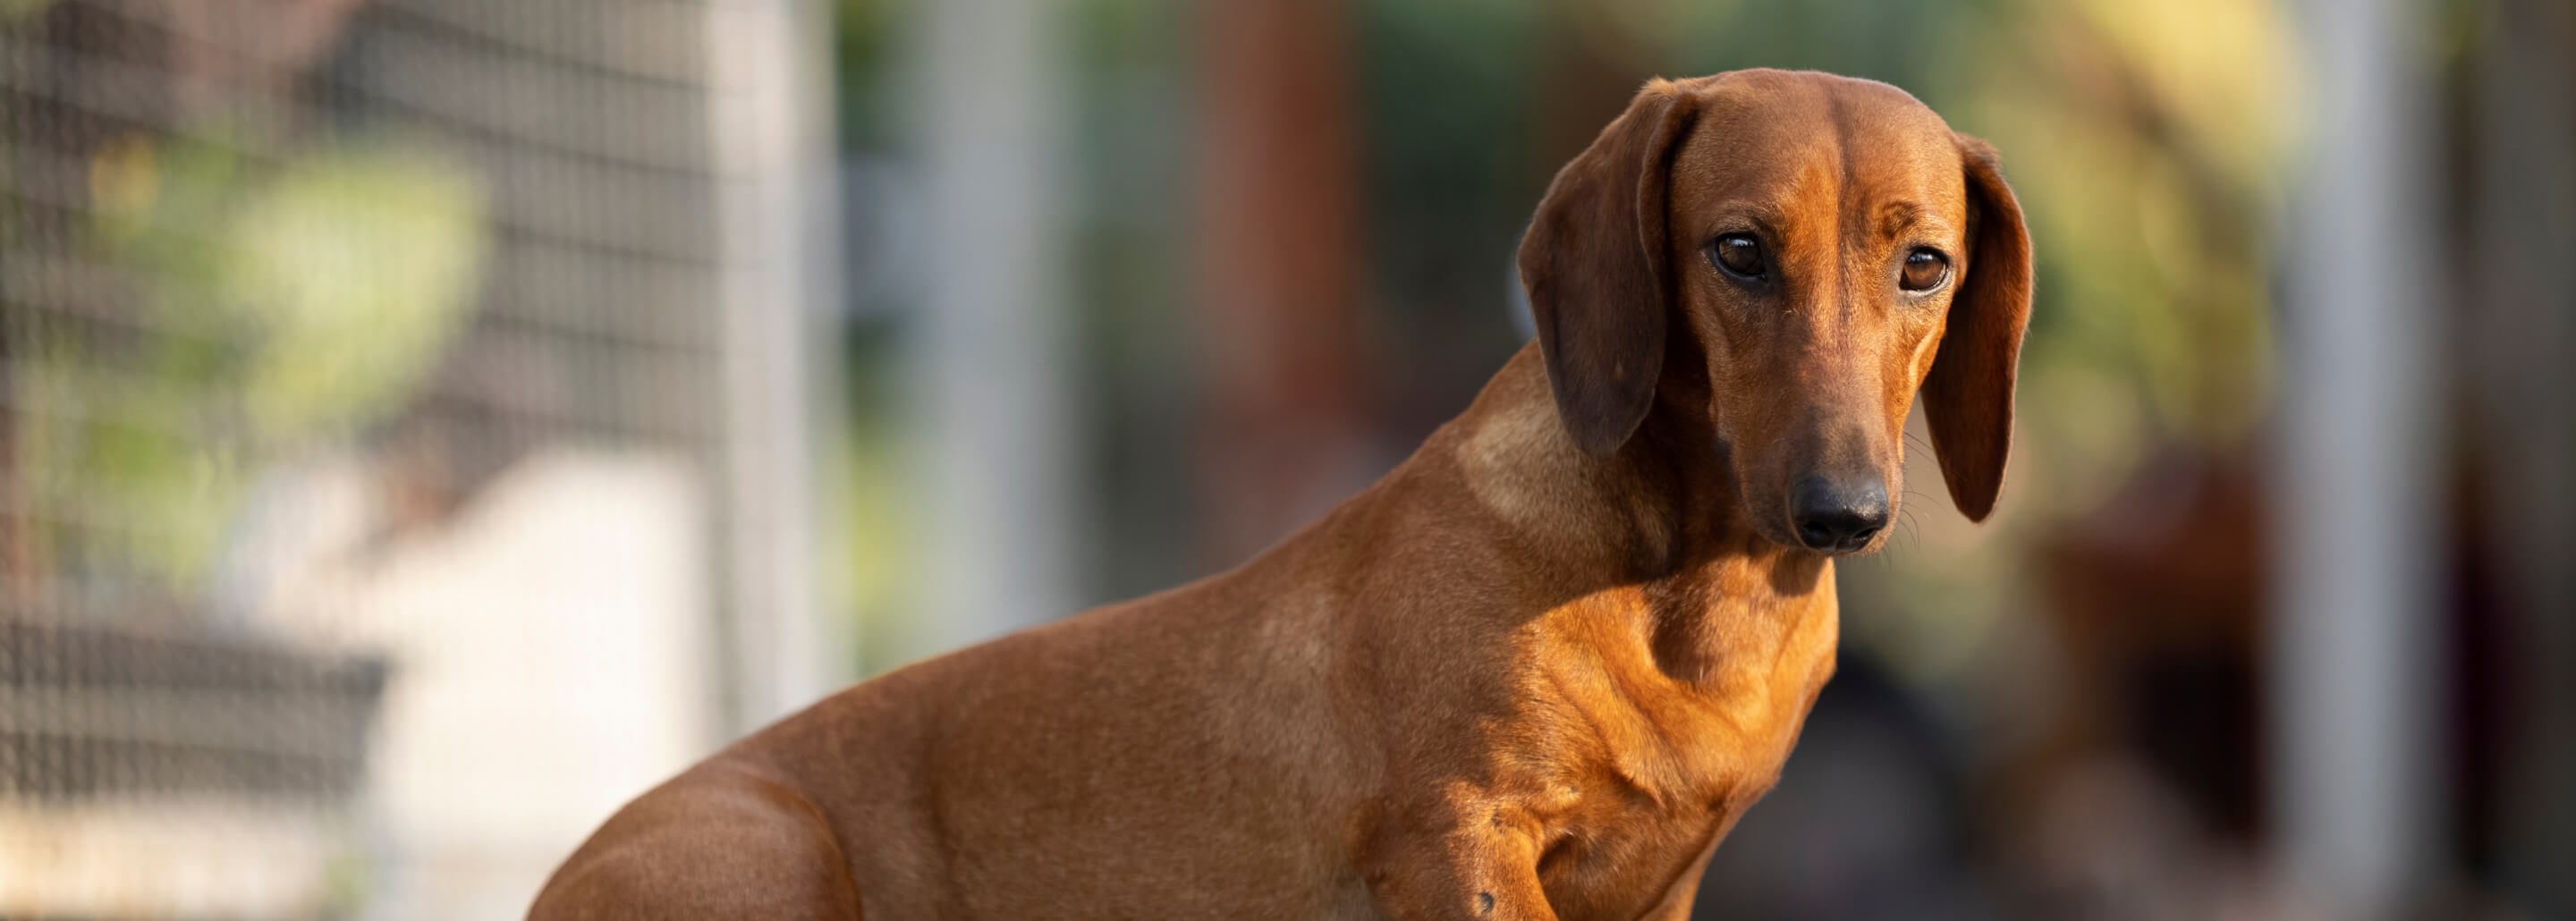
xmin=1355 ymin=797 xmax=1557 ymax=920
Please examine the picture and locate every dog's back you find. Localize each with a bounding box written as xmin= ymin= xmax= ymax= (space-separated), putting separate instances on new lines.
xmin=532 ymin=503 xmax=1388 ymax=918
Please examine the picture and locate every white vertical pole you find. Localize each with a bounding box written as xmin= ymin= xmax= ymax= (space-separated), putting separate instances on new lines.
xmin=910 ymin=0 xmax=1080 ymax=652
xmin=708 ymin=0 xmax=848 ymax=732
xmin=2272 ymin=0 xmax=2441 ymax=916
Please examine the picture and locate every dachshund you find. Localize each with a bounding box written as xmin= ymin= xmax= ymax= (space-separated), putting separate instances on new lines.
xmin=530 ymin=68 xmax=2031 ymax=921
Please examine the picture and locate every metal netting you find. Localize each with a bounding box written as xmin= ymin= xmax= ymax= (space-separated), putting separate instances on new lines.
xmin=0 ymin=1 xmax=764 ymax=916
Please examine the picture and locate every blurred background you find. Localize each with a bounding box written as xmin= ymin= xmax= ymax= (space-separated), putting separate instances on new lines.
xmin=0 ymin=0 xmax=2568 ymax=918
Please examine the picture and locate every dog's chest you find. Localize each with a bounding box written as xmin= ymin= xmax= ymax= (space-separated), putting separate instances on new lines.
xmin=1505 ymin=583 xmax=1839 ymax=915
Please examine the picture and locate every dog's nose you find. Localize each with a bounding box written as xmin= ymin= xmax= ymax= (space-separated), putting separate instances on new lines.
xmin=1790 ymin=477 xmax=1889 ymax=553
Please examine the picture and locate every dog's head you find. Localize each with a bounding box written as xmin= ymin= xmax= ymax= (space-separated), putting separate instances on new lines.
xmin=1518 ymin=69 xmax=2032 ymax=556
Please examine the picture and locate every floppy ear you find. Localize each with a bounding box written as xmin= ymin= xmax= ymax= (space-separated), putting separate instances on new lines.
xmin=1517 ymin=83 xmax=1699 ymax=456
xmin=1922 ymin=135 xmax=2033 ymax=522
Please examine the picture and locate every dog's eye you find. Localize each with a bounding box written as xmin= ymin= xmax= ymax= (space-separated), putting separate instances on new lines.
xmin=1899 ymin=248 xmax=1948 ymax=292
xmin=1709 ymin=234 xmax=1765 ymax=278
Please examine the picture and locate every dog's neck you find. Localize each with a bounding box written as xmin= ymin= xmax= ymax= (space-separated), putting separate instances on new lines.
xmin=1374 ymin=343 xmax=1834 ymax=689
xmin=1425 ymin=344 xmax=1830 ymax=615
xmin=1432 ymin=346 xmax=1776 ymax=555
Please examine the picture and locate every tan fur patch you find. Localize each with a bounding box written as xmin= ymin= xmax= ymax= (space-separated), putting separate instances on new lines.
xmin=1459 ymin=399 xmax=1623 ymax=554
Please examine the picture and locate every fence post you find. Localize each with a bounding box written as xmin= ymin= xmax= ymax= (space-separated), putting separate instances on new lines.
xmin=708 ymin=0 xmax=848 ymax=732
xmin=910 ymin=0 xmax=1083 ymax=652
xmin=2271 ymin=0 xmax=2443 ymax=915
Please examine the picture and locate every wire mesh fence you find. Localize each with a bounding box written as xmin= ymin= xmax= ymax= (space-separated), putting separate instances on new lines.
xmin=0 ymin=0 xmax=809 ymax=916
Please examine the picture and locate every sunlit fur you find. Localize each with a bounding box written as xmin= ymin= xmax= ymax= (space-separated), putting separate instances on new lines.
xmin=530 ymin=69 xmax=2029 ymax=921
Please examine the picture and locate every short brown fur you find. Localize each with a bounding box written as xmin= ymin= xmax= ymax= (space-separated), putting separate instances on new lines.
xmin=530 ymin=69 xmax=2031 ymax=921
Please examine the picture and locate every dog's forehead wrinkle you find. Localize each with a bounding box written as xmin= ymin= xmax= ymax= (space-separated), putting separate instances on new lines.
xmin=1875 ymin=200 xmax=1936 ymax=241
xmin=1827 ymin=80 xmax=1862 ymax=208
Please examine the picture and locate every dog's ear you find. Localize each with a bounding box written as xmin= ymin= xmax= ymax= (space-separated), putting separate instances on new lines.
xmin=1923 ymin=134 xmax=2033 ymax=522
xmin=1518 ymin=82 xmax=1699 ymax=456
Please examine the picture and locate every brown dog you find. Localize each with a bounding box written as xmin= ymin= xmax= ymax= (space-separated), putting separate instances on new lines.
xmin=530 ymin=68 xmax=2030 ymax=920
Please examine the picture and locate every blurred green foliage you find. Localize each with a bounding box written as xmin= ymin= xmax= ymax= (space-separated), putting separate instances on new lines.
xmin=0 ymin=0 xmax=53 ymax=24
xmin=18 ymin=131 xmax=484 ymax=594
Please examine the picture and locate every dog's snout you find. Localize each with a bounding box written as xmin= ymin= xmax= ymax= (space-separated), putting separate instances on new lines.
xmin=1790 ymin=477 xmax=1889 ymax=553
